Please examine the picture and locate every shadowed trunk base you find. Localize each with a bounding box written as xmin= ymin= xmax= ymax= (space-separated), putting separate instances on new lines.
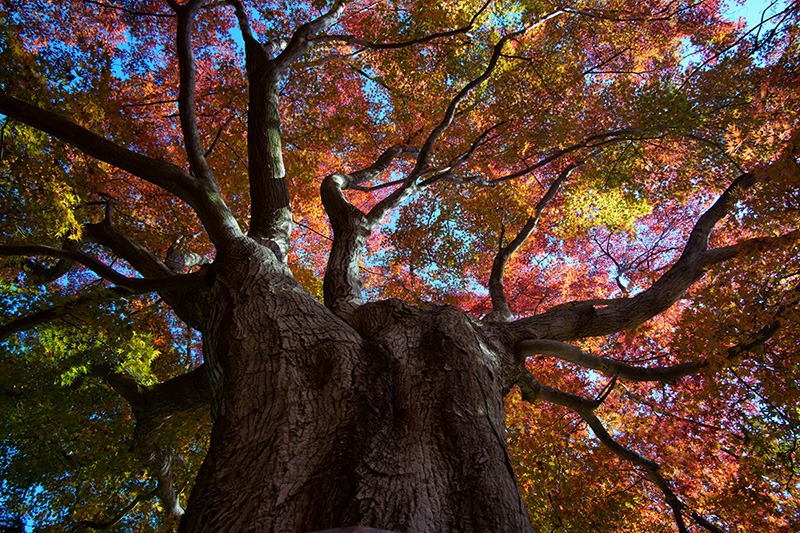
xmin=180 ymin=257 xmax=531 ymax=532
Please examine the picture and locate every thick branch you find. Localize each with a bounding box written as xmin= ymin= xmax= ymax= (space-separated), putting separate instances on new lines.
xmin=274 ymin=1 xmax=347 ymax=71
xmin=519 ymin=320 xmax=781 ymax=383
xmin=681 ymin=172 xmax=759 ymax=258
xmin=519 ymin=339 xmax=701 ymax=382
xmin=85 ymin=223 xmax=207 ymax=329
xmin=487 ymin=163 xmax=580 ymax=321
xmin=18 ymin=237 xmax=79 ymax=284
xmin=84 ymin=223 xmax=174 ymax=278
xmin=320 ymin=145 xmax=421 ymax=318
xmin=0 ymin=245 xmax=203 ymax=293
xmin=506 ymin=171 xmax=763 ymax=341
xmin=243 ymin=2 xmax=358 ymax=259
xmin=245 ymin=62 xmax=292 ymax=259
xmin=0 ymin=94 xmax=243 ymax=247
xmin=321 ymin=173 xmax=372 ymax=320
xmin=94 ymin=365 xmax=212 ymax=517
xmin=517 ymin=369 xmax=600 ymax=411
xmin=0 ymin=94 xmax=193 ymax=201
xmin=173 ymin=0 xmax=214 ymax=180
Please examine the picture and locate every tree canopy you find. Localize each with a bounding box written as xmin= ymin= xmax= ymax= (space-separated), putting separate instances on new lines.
xmin=0 ymin=0 xmax=798 ymax=531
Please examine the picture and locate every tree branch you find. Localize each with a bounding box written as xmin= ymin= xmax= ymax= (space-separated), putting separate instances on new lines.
xmin=488 ymin=128 xmax=652 ymax=185
xmin=365 ymin=12 xmax=564 ymax=227
xmin=78 ymin=488 xmax=158 ymax=530
xmin=0 ymin=288 xmax=131 ymax=343
xmin=410 ymin=12 xmax=564 ymax=177
xmin=0 ymin=93 xmax=194 ymax=201
xmin=84 ymin=223 xmax=174 ymax=279
xmin=0 ymin=245 xmax=204 ymax=293
xmin=320 ymin=144 xmax=423 ymax=319
xmin=172 ymin=0 xmax=214 ymax=181
xmin=346 ymin=144 xmax=418 ymax=188
xmin=577 ymin=409 xmax=690 ymax=533
xmin=84 ymin=223 xmax=208 ymax=329
xmin=517 ymin=368 xmax=600 ymax=411
xmin=81 ymin=0 xmax=173 ymax=18
xmin=312 ymin=0 xmax=493 ymax=51
xmin=486 ymin=163 xmax=581 ymax=322
xmin=273 ymin=1 xmax=348 ymax=71
xmin=92 ymin=364 xmax=212 ymax=518
xmin=0 ymin=94 xmax=244 ymax=247
xmin=519 ymin=372 xmax=729 ymax=533
xmin=519 ymin=339 xmax=702 ymax=382
xmin=506 ymin=171 xmax=765 ymax=341
xmin=17 ymin=236 xmax=79 ymax=284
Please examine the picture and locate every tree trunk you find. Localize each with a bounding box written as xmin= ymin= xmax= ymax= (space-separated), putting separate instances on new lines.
xmin=180 ymin=246 xmax=532 ymax=532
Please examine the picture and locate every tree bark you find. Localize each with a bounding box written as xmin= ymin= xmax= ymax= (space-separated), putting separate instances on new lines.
xmin=180 ymin=242 xmax=531 ymax=532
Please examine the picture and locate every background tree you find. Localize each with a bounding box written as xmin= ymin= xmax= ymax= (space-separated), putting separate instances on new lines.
xmin=0 ymin=0 xmax=798 ymax=531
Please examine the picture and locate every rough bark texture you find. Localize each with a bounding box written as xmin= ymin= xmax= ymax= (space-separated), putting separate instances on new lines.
xmin=180 ymin=243 xmax=531 ymax=533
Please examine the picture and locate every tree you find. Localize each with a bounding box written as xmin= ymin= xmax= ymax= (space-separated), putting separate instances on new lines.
xmin=0 ymin=0 xmax=798 ymax=530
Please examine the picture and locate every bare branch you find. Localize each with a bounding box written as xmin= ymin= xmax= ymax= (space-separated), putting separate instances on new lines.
xmin=84 ymin=223 xmax=175 ymax=279
xmin=418 ymin=121 xmax=509 ymax=188
xmin=320 ymin=173 xmax=370 ymax=319
xmin=204 ymin=116 xmax=234 ymax=159
xmin=347 ymin=144 xmax=418 ymax=188
xmin=320 ymin=144 xmax=422 ymax=318
xmin=224 ymin=0 xmax=263 ymax=55
xmin=16 ymin=236 xmax=79 ymax=284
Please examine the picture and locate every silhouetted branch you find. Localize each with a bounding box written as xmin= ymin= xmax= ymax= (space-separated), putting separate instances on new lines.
xmin=0 ymin=288 xmax=130 ymax=342
xmin=313 ymin=0 xmax=493 ymax=50
xmin=92 ymin=364 xmax=211 ymax=517
xmin=0 ymin=245 xmax=204 ymax=292
xmin=77 ymin=488 xmax=158 ymax=530
xmin=486 ymin=163 xmax=581 ymax=321
xmin=519 ymin=374 xmax=729 ymax=533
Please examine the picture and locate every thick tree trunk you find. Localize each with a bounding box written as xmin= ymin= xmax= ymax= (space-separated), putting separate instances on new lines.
xmin=180 ymin=247 xmax=531 ymax=532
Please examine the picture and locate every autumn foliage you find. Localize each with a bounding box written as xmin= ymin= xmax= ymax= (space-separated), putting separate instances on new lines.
xmin=0 ymin=0 xmax=799 ymax=531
